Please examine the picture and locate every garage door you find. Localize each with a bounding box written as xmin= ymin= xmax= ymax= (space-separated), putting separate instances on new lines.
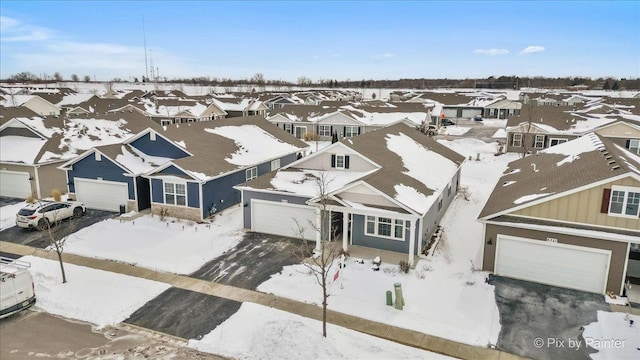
xmin=75 ymin=178 xmax=128 ymax=212
xmin=443 ymin=109 xmax=458 ymax=119
xmin=0 ymin=170 xmax=32 ymax=198
xmin=252 ymin=200 xmax=317 ymax=240
xmin=462 ymin=109 xmax=481 ymax=119
xmin=495 ymin=235 xmax=610 ymax=293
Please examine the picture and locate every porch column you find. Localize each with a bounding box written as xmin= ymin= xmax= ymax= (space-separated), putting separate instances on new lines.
xmin=408 ymin=218 xmax=416 ymax=266
xmin=342 ymin=212 xmax=349 ymax=252
xmin=315 ymin=208 xmax=321 ymax=251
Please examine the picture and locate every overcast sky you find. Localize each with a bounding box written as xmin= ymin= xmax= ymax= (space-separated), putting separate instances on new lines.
xmin=1 ymin=1 xmax=638 ymax=82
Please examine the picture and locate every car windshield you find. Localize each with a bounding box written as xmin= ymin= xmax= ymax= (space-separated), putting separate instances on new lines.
xmin=18 ymin=208 xmax=36 ymax=216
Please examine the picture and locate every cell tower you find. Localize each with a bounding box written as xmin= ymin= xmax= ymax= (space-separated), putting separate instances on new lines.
xmin=143 ymin=16 xmax=149 ymax=80
xmin=149 ymin=49 xmax=155 ymax=81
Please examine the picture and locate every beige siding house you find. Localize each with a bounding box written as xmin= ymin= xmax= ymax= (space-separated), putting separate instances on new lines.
xmin=478 ymin=133 xmax=640 ymax=295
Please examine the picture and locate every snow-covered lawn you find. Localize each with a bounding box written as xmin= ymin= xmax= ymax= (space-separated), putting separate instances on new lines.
xmin=480 ymin=119 xmax=508 ymax=127
xmin=492 ymin=128 xmax=507 ymax=138
xmin=442 ymin=126 xmax=471 ymax=136
xmin=190 ymin=302 xmax=454 ymax=360
xmin=0 ymin=200 xmax=27 ymax=231
xmin=258 ymin=139 xmax=519 ymax=347
xmin=583 ymin=310 xmax=640 ymax=360
xmin=23 ymin=255 xmax=170 ymax=328
xmin=62 ymin=205 xmax=244 ymax=274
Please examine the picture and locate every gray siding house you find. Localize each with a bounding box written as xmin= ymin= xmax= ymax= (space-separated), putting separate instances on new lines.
xmin=236 ymin=123 xmax=464 ymax=265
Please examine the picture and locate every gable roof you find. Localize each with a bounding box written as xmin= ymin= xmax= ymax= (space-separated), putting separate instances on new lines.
xmin=151 ymin=116 xmax=308 ymax=180
xmin=478 ymin=133 xmax=640 ymax=219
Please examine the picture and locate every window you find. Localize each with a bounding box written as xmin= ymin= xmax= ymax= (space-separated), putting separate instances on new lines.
xmin=628 ymin=139 xmax=640 ymax=154
xmin=319 ymin=125 xmax=331 ymax=137
xmin=534 ymin=134 xmax=545 ymax=148
xmin=295 ymin=126 xmax=307 ymax=139
xmin=246 ymin=167 xmax=257 ymax=181
xmin=437 ymin=198 xmax=443 ymax=212
xmin=161 ymin=119 xmax=171 ymax=126
xmin=150 ymin=132 xmax=157 ymax=141
xmin=344 ymin=126 xmax=359 ymax=138
xmin=365 ymin=216 xmax=404 ymax=240
xmin=164 ymin=182 xmax=186 ymax=206
xmin=447 ymin=184 xmax=452 ymax=197
xmin=283 ymin=123 xmax=292 ymax=134
xmin=549 ymin=138 xmax=568 ymax=147
xmin=609 ymin=186 xmax=640 ymax=217
xmin=270 ymin=159 xmax=280 ymax=171
xmin=378 ymin=217 xmax=392 ymax=236
xmin=95 ymin=152 xmax=101 ymax=161
xmin=335 ymin=155 xmax=345 ymax=169
xmin=511 ymin=133 xmax=522 ymax=147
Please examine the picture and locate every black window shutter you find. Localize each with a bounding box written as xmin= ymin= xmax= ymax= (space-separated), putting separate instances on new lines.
xmin=343 ymin=126 xmax=347 ymax=136
xmin=626 ymin=140 xmax=631 ymax=149
xmin=345 ymin=155 xmax=350 ymax=169
xmin=330 ymin=126 xmax=333 ymax=135
xmin=331 ymin=154 xmax=336 ymax=168
xmin=357 ymin=127 xmax=361 ymax=135
xmin=600 ymin=188 xmax=611 ymax=213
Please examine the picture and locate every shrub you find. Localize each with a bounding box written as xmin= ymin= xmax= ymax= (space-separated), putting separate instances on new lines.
xmin=26 ymin=194 xmax=38 ymax=204
xmin=156 ymin=207 xmax=169 ymax=221
xmin=304 ymin=132 xmax=319 ymax=141
xmin=51 ymin=188 xmax=62 ymax=202
xmin=399 ymin=260 xmax=410 ymax=274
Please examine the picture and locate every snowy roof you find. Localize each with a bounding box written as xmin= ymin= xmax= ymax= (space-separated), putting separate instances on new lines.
xmin=240 ymin=123 xmax=464 ymax=216
xmin=479 ymin=133 xmax=640 ymax=219
xmin=1 ymin=112 xmax=161 ymax=165
xmin=155 ymin=116 xmax=308 ymax=179
xmin=0 ymin=135 xmax=47 ymax=163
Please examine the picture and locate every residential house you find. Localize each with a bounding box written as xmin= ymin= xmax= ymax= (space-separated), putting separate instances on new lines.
xmin=142 ymin=116 xmax=308 ymax=221
xmin=478 ymin=133 xmax=640 ymax=295
xmin=1 ymin=95 xmax=61 ymax=117
xmin=236 ymin=123 xmax=465 ymax=265
xmin=211 ymin=97 xmax=267 ymax=118
xmin=59 ymin=128 xmax=190 ymax=212
xmin=0 ymin=111 xmax=158 ymax=200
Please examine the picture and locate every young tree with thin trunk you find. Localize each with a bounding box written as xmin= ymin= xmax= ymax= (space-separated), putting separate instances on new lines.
xmin=38 ymin=197 xmax=81 ymax=284
xmin=292 ymin=171 xmax=339 ymax=337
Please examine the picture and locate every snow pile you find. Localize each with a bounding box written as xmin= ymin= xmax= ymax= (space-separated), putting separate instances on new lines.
xmin=443 ymin=126 xmax=471 ymax=136
xmin=583 ymin=311 xmax=640 ymax=360
xmin=190 ymin=303 xmax=453 ymax=359
xmin=386 ymin=132 xmax=458 ymax=214
xmin=258 ymin=139 xmax=516 ymax=347
xmin=492 ymin=129 xmax=507 ymax=138
xmin=23 ymin=256 xmax=170 ymax=328
xmin=63 ymin=206 xmax=244 ymax=274
xmin=206 ymin=125 xmax=302 ymax=166
xmin=0 ymin=200 xmax=27 ymax=231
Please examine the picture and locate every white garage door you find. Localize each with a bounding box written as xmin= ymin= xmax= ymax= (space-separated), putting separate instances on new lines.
xmin=443 ymin=109 xmax=458 ymax=118
xmin=495 ymin=235 xmax=610 ymax=293
xmin=75 ymin=178 xmax=128 ymax=212
xmin=462 ymin=109 xmax=481 ymax=118
xmin=252 ymin=200 xmax=317 ymax=240
xmin=0 ymin=170 xmax=32 ymax=198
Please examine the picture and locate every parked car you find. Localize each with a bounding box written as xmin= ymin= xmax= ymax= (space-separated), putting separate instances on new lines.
xmin=474 ymin=115 xmax=483 ymax=122
xmin=0 ymin=256 xmax=36 ymax=319
xmin=441 ymin=118 xmax=455 ymax=126
xmin=15 ymin=201 xmax=86 ymax=230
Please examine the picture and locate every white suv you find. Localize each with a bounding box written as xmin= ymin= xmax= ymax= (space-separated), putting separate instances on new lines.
xmin=16 ymin=201 xmax=86 ymax=230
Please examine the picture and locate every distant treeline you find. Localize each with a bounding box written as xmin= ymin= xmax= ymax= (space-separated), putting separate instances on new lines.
xmin=5 ymin=71 xmax=639 ymax=90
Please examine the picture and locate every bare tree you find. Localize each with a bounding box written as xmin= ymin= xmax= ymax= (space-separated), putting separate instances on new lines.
xmin=83 ymin=75 xmax=91 ymax=83
xmin=297 ymin=76 xmax=312 ymax=86
xmin=71 ymin=74 xmax=79 ymax=82
xmin=53 ymin=72 xmax=63 ymax=82
xmin=292 ymin=171 xmax=340 ymax=337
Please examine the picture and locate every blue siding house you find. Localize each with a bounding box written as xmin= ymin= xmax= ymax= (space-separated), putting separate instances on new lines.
xmin=59 ymin=128 xmax=190 ymax=212
xmin=144 ymin=116 xmax=308 ymax=221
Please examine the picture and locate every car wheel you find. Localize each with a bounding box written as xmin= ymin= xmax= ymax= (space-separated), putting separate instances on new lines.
xmin=37 ymin=218 xmax=49 ymax=231
xmin=427 ymin=130 xmax=435 ymax=136
xmin=73 ymin=207 xmax=84 ymax=218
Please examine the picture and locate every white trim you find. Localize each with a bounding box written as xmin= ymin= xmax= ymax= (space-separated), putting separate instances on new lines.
xmin=320 ymin=180 xmax=419 ymax=216
xmin=622 ymin=243 xmax=631 ymax=294
xmin=294 ymin=126 xmax=307 ymax=139
xmin=479 ymin=173 xmax=640 ymax=220
xmin=335 ymin=155 xmax=345 ymax=169
xmin=483 ymin=219 xmax=640 ymax=244
xmin=233 ymin=186 xmax=313 ymax=200
xmin=33 ymin=165 xmax=41 ymax=198
xmin=245 ymin=167 xmax=258 ymax=181
xmin=280 ymin=142 xmax=381 ymax=171
xmin=364 ymin=215 xmax=405 ymax=241
xmin=548 ymin=137 xmax=569 ymax=147
xmin=494 ymin=234 xmax=611 ymax=294
xmin=162 ymin=179 xmax=188 ymax=207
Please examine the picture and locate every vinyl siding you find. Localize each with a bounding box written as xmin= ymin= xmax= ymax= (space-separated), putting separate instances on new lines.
xmin=512 ymin=177 xmax=640 ymax=231
xmin=351 ymin=214 xmax=417 ymax=253
xmin=130 ymin=133 xmax=190 ymax=159
xmin=67 ymin=153 xmax=135 ymax=200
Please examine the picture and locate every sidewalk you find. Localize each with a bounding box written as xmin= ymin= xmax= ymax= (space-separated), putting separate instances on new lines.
xmin=0 ymin=241 xmax=525 ymax=360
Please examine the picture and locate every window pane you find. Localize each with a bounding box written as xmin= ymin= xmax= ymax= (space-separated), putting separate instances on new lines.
xmin=625 ymin=192 xmax=640 ymax=216
xmin=366 ymin=221 xmax=375 ymax=234
xmin=177 ymin=195 xmax=186 ymax=206
xmin=336 ymin=156 xmax=344 ymax=168
xmin=165 ymin=194 xmax=175 ymax=205
xmin=175 ymin=184 xmax=186 ymax=195
xmin=378 ymin=217 xmax=391 ymax=236
xmin=394 ymin=220 xmax=403 ymax=238
xmin=164 ymin=183 xmax=174 ymax=193
xmin=610 ymin=190 xmax=625 ymax=214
